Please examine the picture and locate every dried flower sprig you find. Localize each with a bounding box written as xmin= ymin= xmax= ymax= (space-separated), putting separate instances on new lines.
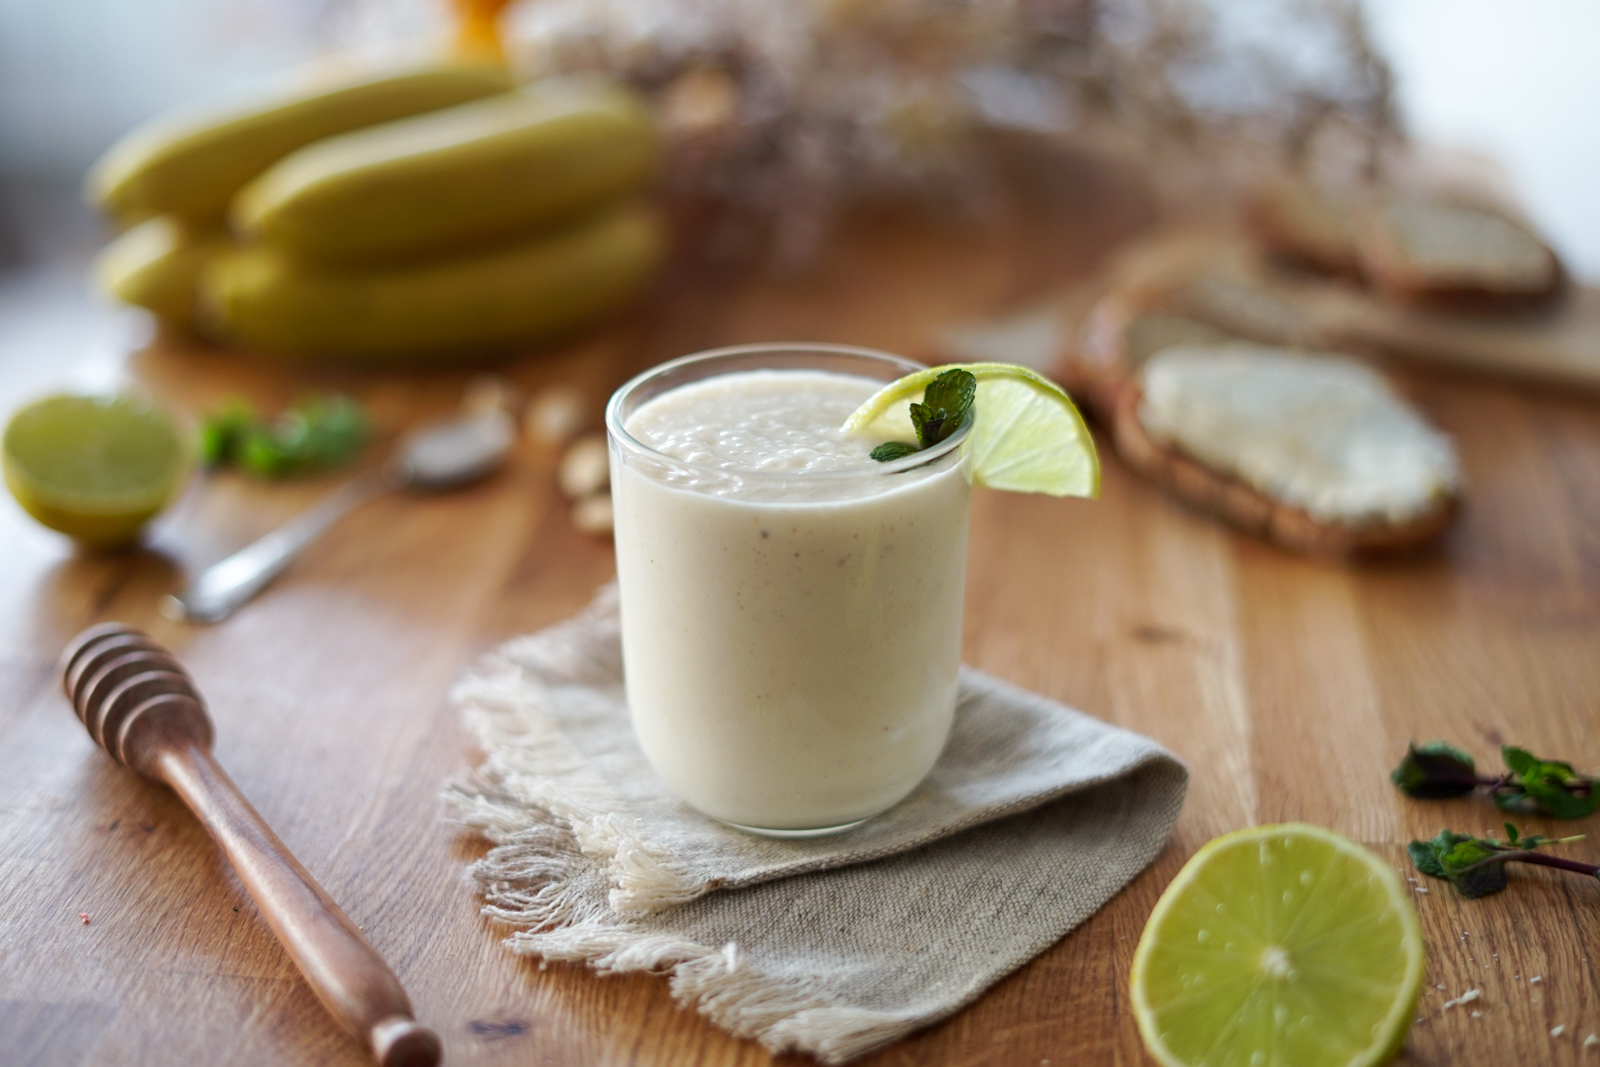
xmin=1392 ymin=742 xmax=1597 ymax=819
xmin=321 ymin=0 xmax=1402 ymax=269
xmin=1409 ymin=824 xmax=1596 ymax=899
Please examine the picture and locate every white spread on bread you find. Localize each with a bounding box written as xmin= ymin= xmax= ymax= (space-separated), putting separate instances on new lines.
xmin=1137 ymin=343 xmax=1460 ymax=524
xmin=1377 ymin=199 xmax=1555 ymax=291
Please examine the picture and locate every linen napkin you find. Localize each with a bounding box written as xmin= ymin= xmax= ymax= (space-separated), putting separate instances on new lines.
xmin=446 ymin=585 xmax=1187 ymax=1062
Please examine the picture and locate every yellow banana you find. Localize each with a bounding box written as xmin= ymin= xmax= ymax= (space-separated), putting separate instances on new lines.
xmin=233 ymin=79 xmax=658 ymax=264
xmin=88 ymin=60 xmax=513 ymax=224
xmin=92 ymin=216 xmax=229 ymax=325
xmin=200 ymin=202 xmax=664 ymax=364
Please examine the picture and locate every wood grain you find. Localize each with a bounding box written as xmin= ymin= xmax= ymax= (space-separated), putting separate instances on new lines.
xmin=2 ymin=151 xmax=1598 ymax=1066
xmin=59 ymin=621 xmax=438 ymax=1065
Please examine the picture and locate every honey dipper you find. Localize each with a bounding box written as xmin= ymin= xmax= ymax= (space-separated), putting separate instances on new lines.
xmin=61 ymin=623 xmax=442 ymax=1067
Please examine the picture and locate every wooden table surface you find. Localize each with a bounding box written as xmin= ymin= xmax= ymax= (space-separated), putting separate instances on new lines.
xmin=2 ymin=159 xmax=1597 ymax=1067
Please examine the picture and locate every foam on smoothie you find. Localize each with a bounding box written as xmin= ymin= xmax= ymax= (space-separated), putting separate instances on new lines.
xmin=624 ymin=369 xmax=881 ymax=477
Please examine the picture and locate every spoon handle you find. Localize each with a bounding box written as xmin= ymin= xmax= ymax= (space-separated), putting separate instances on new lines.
xmin=170 ymin=470 xmax=389 ymax=624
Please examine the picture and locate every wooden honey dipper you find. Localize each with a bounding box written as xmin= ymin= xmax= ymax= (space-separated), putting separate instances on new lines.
xmin=61 ymin=623 xmax=442 ymax=1067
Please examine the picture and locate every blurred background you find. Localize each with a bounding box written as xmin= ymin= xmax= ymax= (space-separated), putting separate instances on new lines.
xmin=3 ymin=0 xmax=1598 ymax=277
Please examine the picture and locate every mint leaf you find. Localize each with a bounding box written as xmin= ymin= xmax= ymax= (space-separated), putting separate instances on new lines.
xmin=1493 ymin=746 xmax=1597 ymax=819
xmin=870 ymin=441 xmax=920 ymax=462
xmin=199 ymin=398 xmax=258 ymax=468
xmin=870 ymin=367 xmax=977 ymax=460
xmin=1407 ymin=838 xmax=1446 ymax=878
xmin=1409 ymin=826 xmax=1596 ymax=899
xmin=1438 ymin=836 xmax=1510 ymax=897
xmin=1392 ymin=741 xmax=1479 ymax=798
xmin=1502 ymin=746 xmax=1538 ymax=776
xmin=1389 ymin=739 xmax=1596 ymax=817
xmin=203 ymin=393 xmax=369 ymax=479
xmin=1511 ymin=774 xmax=1598 ymax=819
xmin=1409 ymin=829 xmax=1511 ymax=898
xmin=909 ymin=368 xmax=976 ymax=449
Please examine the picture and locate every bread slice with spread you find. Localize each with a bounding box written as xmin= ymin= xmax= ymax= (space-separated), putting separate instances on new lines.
xmin=1354 ymin=195 xmax=1563 ymax=309
xmin=1248 ymin=180 xmax=1564 ymax=309
xmin=1069 ymin=257 xmax=1462 ymax=556
xmin=1113 ymin=343 xmax=1460 ymax=555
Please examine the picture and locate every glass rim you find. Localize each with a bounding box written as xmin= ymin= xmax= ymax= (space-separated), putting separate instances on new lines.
xmin=604 ymin=342 xmax=971 ymax=482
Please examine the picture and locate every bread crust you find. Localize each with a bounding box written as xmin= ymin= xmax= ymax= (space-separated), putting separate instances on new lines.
xmin=1070 ymin=289 xmax=1148 ymax=420
xmin=1113 ymin=381 xmax=1458 ymax=556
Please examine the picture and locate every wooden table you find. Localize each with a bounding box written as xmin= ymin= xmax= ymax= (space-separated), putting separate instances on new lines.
xmin=2 ymin=158 xmax=1597 ymax=1066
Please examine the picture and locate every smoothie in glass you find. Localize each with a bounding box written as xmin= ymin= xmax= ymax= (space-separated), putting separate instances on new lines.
xmin=606 ymin=344 xmax=972 ymax=833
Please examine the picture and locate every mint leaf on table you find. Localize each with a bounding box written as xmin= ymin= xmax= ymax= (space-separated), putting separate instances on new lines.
xmin=1392 ymin=741 xmax=1481 ymax=799
xmin=1406 ymin=837 xmax=1448 ymax=879
xmin=1390 ymin=740 xmax=1596 ymax=817
xmin=1408 ymin=824 xmax=1596 ymax=899
xmin=201 ymin=393 xmax=370 ymax=479
xmin=1495 ymin=746 xmax=1599 ymax=818
xmin=1420 ymin=830 xmax=1513 ymax=898
xmin=199 ymin=398 xmax=258 ymax=469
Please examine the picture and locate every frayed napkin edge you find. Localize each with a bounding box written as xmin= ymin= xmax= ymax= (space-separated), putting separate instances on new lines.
xmin=445 ymin=786 xmax=918 ymax=1062
xmin=443 ymin=755 xmax=1186 ymax=1064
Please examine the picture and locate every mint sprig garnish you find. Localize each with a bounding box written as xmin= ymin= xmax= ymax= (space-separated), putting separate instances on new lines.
xmin=870 ymin=368 xmax=976 ymax=461
xmin=1408 ymin=823 xmax=1595 ymax=898
xmin=1391 ymin=741 xmax=1597 ymax=817
xmin=910 ymin=369 xmax=976 ymax=448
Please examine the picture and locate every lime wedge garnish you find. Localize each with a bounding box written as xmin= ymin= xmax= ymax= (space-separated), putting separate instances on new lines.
xmin=1131 ymin=823 xmax=1425 ymax=1067
xmin=843 ymin=362 xmax=1099 ymax=497
xmin=3 ymin=393 xmax=187 ymax=547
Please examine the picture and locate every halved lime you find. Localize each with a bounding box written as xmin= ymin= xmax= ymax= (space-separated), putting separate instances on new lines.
xmin=842 ymin=362 xmax=1099 ymax=497
xmin=3 ymin=393 xmax=187 ymax=547
xmin=1131 ymin=823 xmax=1424 ymax=1067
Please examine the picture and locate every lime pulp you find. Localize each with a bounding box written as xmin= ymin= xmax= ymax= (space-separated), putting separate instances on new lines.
xmin=3 ymin=393 xmax=187 ymax=546
xmin=1130 ymin=823 xmax=1425 ymax=1067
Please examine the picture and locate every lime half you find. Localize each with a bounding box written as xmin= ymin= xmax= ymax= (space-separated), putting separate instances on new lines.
xmin=3 ymin=393 xmax=187 ymax=547
xmin=843 ymin=362 xmax=1098 ymax=497
xmin=1131 ymin=823 xmax=1424 ymax=1067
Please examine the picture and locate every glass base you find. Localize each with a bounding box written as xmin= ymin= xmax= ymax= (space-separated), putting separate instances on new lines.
xmin=719 ymin=817 xmax=870 ymax=838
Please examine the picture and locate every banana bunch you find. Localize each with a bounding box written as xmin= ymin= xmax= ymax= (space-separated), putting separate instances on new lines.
xmin=90 ymin=61 xmax=664 ymax=365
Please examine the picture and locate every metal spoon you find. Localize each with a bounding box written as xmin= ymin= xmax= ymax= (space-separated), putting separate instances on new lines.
xmin=168 ymin=409 xmax=516 ymax=624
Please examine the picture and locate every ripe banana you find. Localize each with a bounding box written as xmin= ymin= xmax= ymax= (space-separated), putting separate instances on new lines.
xmin=200 ymin=202 xmax=664 ymax=363
xmin=233 ymin=79 xmax=658 ymax=264
xmin=92 ymin=216 xmax=229 ymax=325
xmin=88 ymin=60 xmax=513 ymax=224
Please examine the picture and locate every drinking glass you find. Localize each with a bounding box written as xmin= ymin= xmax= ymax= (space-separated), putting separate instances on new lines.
xmin=606 ymin=344 xmax=973 ymax=834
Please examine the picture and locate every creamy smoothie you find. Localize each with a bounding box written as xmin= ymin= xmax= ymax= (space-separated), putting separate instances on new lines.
xmin=609 ymin=354 xmax=972 ymax=832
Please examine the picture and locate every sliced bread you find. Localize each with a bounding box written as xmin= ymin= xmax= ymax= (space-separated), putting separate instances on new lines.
xmin=1115 ymin=343 xmax=1461 ymax=555
xmin=1355 ymin=195 xmax=1562 ymax=308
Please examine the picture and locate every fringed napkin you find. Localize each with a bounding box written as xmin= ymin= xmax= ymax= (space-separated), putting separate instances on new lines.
xmin=447 ymin=585 xmax=1186 ymax=1062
